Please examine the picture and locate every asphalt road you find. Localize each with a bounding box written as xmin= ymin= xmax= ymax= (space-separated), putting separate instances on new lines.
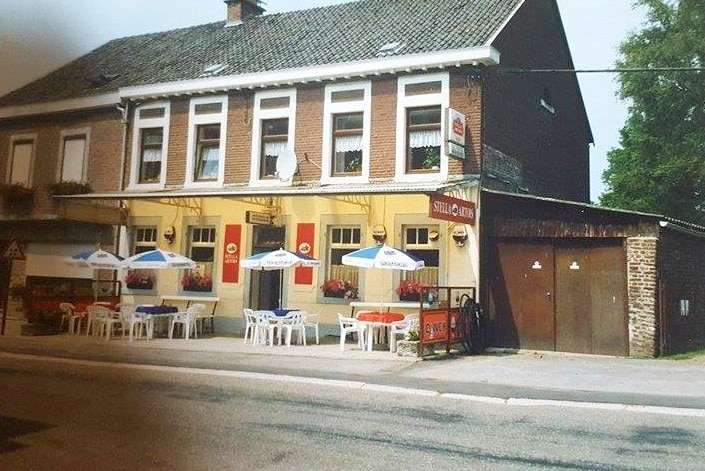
xmin=2 ymin=354 xmax=705 ymax=470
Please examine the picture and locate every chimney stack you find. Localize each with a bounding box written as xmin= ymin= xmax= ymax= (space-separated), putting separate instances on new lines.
xmin=224 ymin=0 xmax=265 ymax=26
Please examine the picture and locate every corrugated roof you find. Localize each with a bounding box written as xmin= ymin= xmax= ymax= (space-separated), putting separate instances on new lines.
xmin=0 ymin=0 xmax=523 ymax=107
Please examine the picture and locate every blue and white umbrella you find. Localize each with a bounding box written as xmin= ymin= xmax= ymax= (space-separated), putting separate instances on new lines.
xmin=121 ymin=248 xmax=196 ymax=270
xmin=241 ymin=248 xmax=320 ymax=308
xmin=66 ymin=248 xmax=124 ymax=270
xmin=241 ymin=248 xmax=321 ymax=271
xmin=342 ymin=244 xmax=425 ymax=271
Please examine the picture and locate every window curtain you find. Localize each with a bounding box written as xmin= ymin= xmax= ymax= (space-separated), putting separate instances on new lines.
xmin=409 ymin=129 xmax=441 ymax=148
xmin=201 ymin=147 xmax=220 ymax=161
xmin=334 ymin=135 xmax=363 ymax=153
xmin=141 ymin=148 xmax=162 ymax=162
xmin=264 ymin=141 xmax=287 ymax=157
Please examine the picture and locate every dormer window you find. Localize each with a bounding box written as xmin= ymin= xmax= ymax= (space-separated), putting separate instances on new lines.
xmin=200 ymin=64 xmax=228 ymax=77
xmin=540 ymin=88 xmax=556 ymax=115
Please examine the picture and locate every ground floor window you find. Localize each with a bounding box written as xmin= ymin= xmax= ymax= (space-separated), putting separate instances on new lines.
xmin=125 ymin=226 xmax=158 ymax=290
xmin=321 ymin=226 xmax=360 ymax=299
xmin=183 ymin=226 xmax=216 ymax=292
xmin=399 ymin=225 xmax=439 ymax=299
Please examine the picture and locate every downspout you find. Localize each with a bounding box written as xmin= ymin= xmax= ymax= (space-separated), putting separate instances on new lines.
xmin=115 ymin=100 xmax=130 ymax=261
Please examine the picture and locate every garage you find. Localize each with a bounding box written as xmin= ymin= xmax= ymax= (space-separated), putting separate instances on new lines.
xmin=486 ymin=238 xmax=628 ymax=356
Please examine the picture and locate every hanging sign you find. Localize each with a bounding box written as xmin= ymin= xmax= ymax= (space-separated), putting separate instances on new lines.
xmin=222 ymin=225 xmax=241 ymax=283
xmin=294 ymin=223 xmax=315 ymax=285
xmin=429 ymin=194 xmax=475 ymax=225
xmin=445 ymin=107 xmax=466 ymax=160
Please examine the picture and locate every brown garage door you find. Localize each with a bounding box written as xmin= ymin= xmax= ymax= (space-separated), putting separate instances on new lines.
xmin=488 ymin=239 xmax=628 ymax=356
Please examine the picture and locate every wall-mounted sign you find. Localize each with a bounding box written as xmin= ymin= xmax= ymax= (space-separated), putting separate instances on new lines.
xmin=429 ymin=194 xmax=475 ymax=225
xmin=222 ymin=225 xmax=241 ymax=283
xmin=246 ymin=211 xmax=272 ymax=225
xmin=295 ymin=223 xmax=315 ymax=285
xmin=445 ymin=107 xmax=466 ymax=160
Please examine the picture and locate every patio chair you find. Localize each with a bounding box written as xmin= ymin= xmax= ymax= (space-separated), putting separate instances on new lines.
xmin=389 ymin=314 xmax=419 ymax=353
xmin=242 ymin=308 xmax=257 ymax=343
xmin=169 ymin=304 xmax=200 ymax=340
xmin=59 ymin=302 xmax=84 ymax=334
xmin=301 ymin=311 xmax=320 ymax=345
xmin=280 ymin=311 xmax=305 ymax=347
xmin=120 ymin=304 xmax=147 ymax=341
xmin=252 ymin=310 xmax=278 ymax=346
xmin=88 ymin=305 xmax=123 ymax=340
xmin=338 ymin=313 xmax=366 ymax=352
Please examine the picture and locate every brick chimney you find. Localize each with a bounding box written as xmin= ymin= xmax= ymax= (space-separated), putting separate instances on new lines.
xmin=224 ymin=0 xmax=265 ymax=25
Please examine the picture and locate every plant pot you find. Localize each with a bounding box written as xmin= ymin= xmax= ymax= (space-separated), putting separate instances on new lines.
xmin=399 ymin=294 xmax=419 ymax=302
xmin=127 ymin=281 xmax=154 ymax=290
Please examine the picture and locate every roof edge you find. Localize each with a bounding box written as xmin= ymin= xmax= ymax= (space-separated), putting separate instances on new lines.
xmin=0 ymin=92 xmax=121 ymax=120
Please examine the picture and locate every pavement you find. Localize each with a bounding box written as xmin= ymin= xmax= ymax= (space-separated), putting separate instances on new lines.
xmin=1 ymin=332 xmax=705 ymax=416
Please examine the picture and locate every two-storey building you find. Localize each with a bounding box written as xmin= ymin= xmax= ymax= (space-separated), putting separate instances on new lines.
xmin=3 ymin=0 xmax=702 ymax=357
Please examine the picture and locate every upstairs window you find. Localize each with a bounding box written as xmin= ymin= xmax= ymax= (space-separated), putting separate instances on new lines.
xmin=260 ymin=118 xmax=288 ymax=179
xmin=396 ymin=73 xmax=449 ymax=181
xmin=130 ymin=102 xmax=170 ymax=188
xmin=194 ymin=124 xmax=221 ymax=181
xmin=186 ymin=96 xmax=227 ymax=187
xmin=322 ymin=82 xmax=370 ymax=183
xmin=59 ymin=129 xmax=89 ymax=182
xmin=251 ymin=89 xmax=296 ymax=184
xmin=8 ymin=135 xmax=35 ymax=185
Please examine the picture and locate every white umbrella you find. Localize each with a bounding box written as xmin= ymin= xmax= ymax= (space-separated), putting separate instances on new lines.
xmin=342 ymin=244 xmax=425 ymax=304
xmin=121 ymin=248 xmax=196 ymax=270
xmin=66 ymin=248 xmax=124 ymax=270
xmin=341 ymin=244 xmax=424 ymax=271
xmin=241 ymin=248 xmax=321 ymax=308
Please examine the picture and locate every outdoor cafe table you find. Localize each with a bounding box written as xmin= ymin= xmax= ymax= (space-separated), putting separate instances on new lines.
xmin=136 ymin=305 xmax=179 ymax=339
xmin=349 ymin=301 xmax=429 ymax=317
xmin=356 ymin=311 xmax=405 ymax=351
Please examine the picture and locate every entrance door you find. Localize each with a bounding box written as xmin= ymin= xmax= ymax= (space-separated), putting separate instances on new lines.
xmin=248 ymin=226 xmax=285 ymax=310
xmin=490 ymin=242 xmax=555 ymax=350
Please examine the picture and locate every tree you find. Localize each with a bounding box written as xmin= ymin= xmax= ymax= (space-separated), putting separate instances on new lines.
xmin=601 ymin=0 xmax=705 ymax=224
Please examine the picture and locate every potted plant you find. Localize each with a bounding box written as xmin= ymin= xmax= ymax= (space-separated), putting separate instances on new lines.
xmin=421 ymin=148 xmax=440 ymax=169
xmin=345 ymin=157 xmax=362 ymax=173
xmin=0 ymin=183 xmax=35 ymax=214
xmin=181 ymin=272 xmax=213 ymax=292
xmin=395 ymin=280 xmax=425 ymax=301
xmin=47 ymin=180 xmax=93 ymax=196
xmin=124 ymin=270 xmax=156 ymax=290
xmin=320 ymin=279 xmax=359 ymax=299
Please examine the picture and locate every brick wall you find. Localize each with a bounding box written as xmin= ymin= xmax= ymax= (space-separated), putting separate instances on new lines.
xmin=626 ymin=237 xmax=658 ymax=358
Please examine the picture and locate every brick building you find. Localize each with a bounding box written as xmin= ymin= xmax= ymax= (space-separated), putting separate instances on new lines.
xmin=1 ymin=0 xmax=702 ymax=356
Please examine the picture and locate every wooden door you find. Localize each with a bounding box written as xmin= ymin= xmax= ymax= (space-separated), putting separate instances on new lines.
xmin=491 ymin=242 xmax=555 ymax=350
xmin=555 ymin=246 xmax=591 ymax=353
xmin=588 ymin=244 xmax=628 ymax=356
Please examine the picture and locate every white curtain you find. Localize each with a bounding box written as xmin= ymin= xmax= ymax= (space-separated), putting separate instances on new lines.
xmin=141 ymin=148 xmax=162 ymax=162
xmin=201 ymin=147 xmax=220 ymax=161
xmin=334 ymin=135 xmax=363 ymax=153
xmin=409 ymin=129 xmax=441 ymax=148
xmin=264 ymin=141 xmax=287 ymax=157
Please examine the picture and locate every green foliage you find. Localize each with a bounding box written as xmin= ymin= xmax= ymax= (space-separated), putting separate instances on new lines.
xmin=406 ymin=329 xmax=420 ymax=341
xmin=47 ymin=180 xmax=93 ymax=196
xmin=601 ymin=0 xmax=705 ymax=224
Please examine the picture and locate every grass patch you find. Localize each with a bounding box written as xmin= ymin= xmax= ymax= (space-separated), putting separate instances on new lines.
xmin=661 ymin=349 xmax=705 ymax=361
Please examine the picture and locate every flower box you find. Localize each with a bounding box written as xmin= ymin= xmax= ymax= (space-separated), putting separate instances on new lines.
xmin=320 ymin=279 xmax=359 ymax=300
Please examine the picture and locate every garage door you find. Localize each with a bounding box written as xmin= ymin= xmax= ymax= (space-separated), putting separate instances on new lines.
xmin=488 ymin=239 xmax=628 ymax=356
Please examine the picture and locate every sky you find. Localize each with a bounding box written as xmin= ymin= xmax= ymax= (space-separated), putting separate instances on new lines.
xmin=0 ymin=0 xmax=647 ymax=202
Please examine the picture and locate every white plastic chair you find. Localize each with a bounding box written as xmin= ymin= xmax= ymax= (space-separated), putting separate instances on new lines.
xmin=280 ymin=311 xmax=305 ymax=347
xmin=59 ymin=302 xmax=85 ymax=334
xmin=389 ymin=314 xmax=419 ymax=353
xmin=120 ymin=304 xmax=147 ymax=341
xmin=169 ymin=305 xmax=200 ymax=340
xmin=252 ymin=310 xmax=277 ymax=346
xmin=190 ymin=303 xmax=208 ymax=337
xmin=301 ymin=312 xmax=320 ymax=345
xmin=242 ymin=308 xmax=257 ymax=343
xmin=88 ymin=305 xmax=123 ymax=340
xmin=338 ymin=313 xmax=366 ymax=351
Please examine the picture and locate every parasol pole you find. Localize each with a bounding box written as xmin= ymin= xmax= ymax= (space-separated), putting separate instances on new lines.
xmin=279 ymin=269 xmax=283 ymax=309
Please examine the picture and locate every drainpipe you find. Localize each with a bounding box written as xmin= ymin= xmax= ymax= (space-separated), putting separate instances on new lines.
xmin=115 ymin=100 xmax=130 ymax=260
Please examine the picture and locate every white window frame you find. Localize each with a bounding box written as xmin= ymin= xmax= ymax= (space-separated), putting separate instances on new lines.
xmin=57 ymin=127 xmax=90 ymax=183
xmin=395 ymin=72 xmax=449 ymax=182
xmin=185 ymin=96 xmax=227 ymax=188
xmin=321 ymin=81 xmax=371 ymax=184
xmin=128 ymin=101 xmax=170 ymax=190
xmin=249 ymin=89 xmax=296 ymax=186
xmin=7 ymin=133 xmax=37 ymax=186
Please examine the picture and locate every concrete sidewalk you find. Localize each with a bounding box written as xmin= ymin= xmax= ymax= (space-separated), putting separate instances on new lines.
xmin=1 ymin=333 xmax=704 ymax=412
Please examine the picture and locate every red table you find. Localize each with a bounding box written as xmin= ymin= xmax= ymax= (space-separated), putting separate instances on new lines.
xmin=356 ymin=312 xmax=405 ymax=351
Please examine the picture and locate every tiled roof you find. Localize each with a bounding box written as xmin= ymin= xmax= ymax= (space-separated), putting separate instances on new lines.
xmin=0 ymin=0 xmax=523 ymax=107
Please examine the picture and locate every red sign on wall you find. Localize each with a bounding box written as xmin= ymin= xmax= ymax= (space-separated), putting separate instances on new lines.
xmin=294 ymin=223 xmax=315 ymax=285
xmin=428 ymin=194 xmax=476 ymax=225
xmin=222 ymin=225 xmax=241 ymax=283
